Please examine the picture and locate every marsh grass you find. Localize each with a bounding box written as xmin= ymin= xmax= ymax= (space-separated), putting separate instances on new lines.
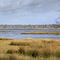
xmin=18 ymin=47 xmax=25 ymax=54
xmin=42 ymin=39 xmax=59 ymax=43
xmin=8 ymin=39 xmax=60 ymax=58
xmin=7 ymin=49 xmax=18 ymax=54
xmin=0 ymin=54 xmax=17 ymax=60
xmin=21 ymin=31 xmax=60 ymax=34
xmin=0 ymin=38 xmax=13 ymax=40
xmin=0 ymin=38 xmax=60 ymax=60
xmin=10 ymin=41 xmax=30 ymax=46
xmin=0 ymin=55 xmax=8 ymax=60
xmin=55 ymin=48 xmax=60 ymax=58
xmin=9 ymin=54 xmax=17 ymax=60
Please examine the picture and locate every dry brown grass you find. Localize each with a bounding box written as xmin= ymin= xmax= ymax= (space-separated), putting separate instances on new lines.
xmin=21 ymin=31 xmax=60 ymax=34
xmin=0 ymin=31 xmax=13 ymax=32
xmin=0 ymin=38 xmax=60 ymax=60
xmin=0 ymin=37 xmax=13 ymax=40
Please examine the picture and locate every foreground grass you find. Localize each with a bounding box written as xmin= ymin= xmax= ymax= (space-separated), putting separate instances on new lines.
xmin=0 ymin=38 xmax=60 ymax=60
xmin=21 ymin=31 xmax=60 ymax=34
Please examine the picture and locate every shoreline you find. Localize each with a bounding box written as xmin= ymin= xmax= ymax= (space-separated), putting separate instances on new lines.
xmin=0 ymin=28 xmax=60 ymax=29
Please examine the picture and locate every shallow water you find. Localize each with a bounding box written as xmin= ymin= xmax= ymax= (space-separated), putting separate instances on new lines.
xmin=0 ymin=29 xmax=60 ymax=39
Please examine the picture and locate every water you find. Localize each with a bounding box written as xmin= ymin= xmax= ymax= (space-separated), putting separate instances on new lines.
xmin=0 ymin=29 xmax=60 ymax=39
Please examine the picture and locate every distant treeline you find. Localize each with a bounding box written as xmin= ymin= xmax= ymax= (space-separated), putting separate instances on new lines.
xmin=0 ymin=24 xmax=59 ymax=29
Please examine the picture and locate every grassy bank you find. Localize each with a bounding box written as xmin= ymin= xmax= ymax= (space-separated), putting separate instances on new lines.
xmin=0 ymin=38 xmax=60 ymax=60
xmin=21 ymin=31 xmax=60 ymax=34
xmin=0 ymin=37 xmax=13 ymax=40
xmin=0 ymin=31 xmax=14 ymax=32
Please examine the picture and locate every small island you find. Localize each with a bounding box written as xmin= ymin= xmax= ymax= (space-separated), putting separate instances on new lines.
xmin=21 ymin=31 xmax=60 ymax=34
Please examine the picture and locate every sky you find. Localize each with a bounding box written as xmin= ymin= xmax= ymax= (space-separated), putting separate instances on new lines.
xmin=0 ymin=0 xmax=60 ymax=25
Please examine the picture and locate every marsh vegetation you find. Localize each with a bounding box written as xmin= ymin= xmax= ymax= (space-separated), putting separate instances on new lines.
xmin=0 ymin=38 xmax=60 ymax=60
xmin=21 ymin=31 xmax=60 ymax=34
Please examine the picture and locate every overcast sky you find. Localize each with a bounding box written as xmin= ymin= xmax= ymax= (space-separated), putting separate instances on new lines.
xmin=0 ymin=0 xmax=60 ymax=25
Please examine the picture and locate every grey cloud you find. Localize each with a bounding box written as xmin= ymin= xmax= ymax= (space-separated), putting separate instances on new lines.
xmin=0 ymin=0 xmax=59 ymax=13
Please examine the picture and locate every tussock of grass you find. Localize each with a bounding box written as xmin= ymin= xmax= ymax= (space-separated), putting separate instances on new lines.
xmin=32 ymin=50 xmax=38 ymax=57
xmin=18 ymin=47 xmax=25 ymax=54
xmin=21 ymin=31 xmax=60 ymax=34
xmin=55 ymin=48 xmax=60 ymax=58
xmin=9 ymin=54 xmax=17 ymax=60
xmin=42 ymin=39 xmax=59 ymax=43
xmin=0 ymin=54 xmax=17 ymax=60
xmin=0 ymin=37 xmax=13 ymax=40
xmin=10 ymin=41 xmax=30 ymax=46
xmin=7 ymin=49 xmax=18 ymax=54
xmin=0 ymin=54 xmax=8 ymax=60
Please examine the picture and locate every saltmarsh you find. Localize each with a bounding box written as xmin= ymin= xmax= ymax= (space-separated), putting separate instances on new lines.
xmin=0 ymin=38 xmax=60 ymax=60
xmin=21 ymin=31 xmax=60 ymax=34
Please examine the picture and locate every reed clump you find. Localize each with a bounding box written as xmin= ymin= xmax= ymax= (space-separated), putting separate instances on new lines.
xmin=18 ymin=47 xmax=25 ymax=54
xmin=7 ymin=49 xmax=18 ymax=54
xmin=10 ymin=41 xmax=30 ymax=46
